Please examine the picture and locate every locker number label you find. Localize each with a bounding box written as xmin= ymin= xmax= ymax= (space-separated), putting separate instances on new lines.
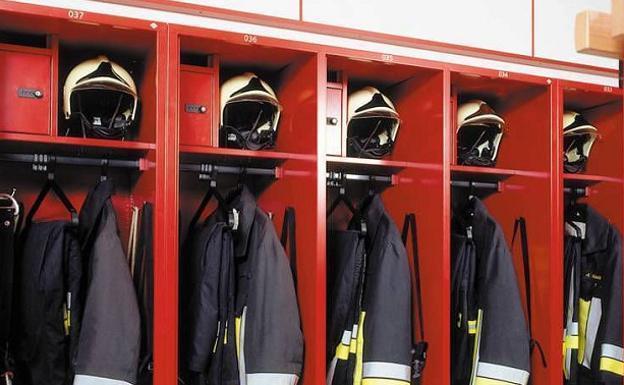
xmin=67 ymin=9 xmax=85 ymax=20
xmin=498 ymin=71 xmax=509 ymax=79
xmin=243 ymin=34 xmax=258 ymax=44
xmin=604 ymin=86 xmax=613 ymax=92
xmin=381 ymin=54 xmax=394 ymax=62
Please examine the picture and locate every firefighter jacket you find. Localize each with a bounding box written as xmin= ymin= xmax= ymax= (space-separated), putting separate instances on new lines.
xmin=181 ymin=186 xmax=303 ymax=385
xmin=17 ymin=221 xmax=82 ymax=385
xmin=327 ymin=194 xmax=413 ymax=385
xmin=73 ymin=180 xmax=141 ymax=385
xmin=564 ymin=204 xmax=623 ymax=385
xmin=451 ymin=197 xmax=530 ymax=385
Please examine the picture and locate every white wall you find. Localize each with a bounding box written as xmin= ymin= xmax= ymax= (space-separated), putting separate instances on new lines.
xmin=171 ymin=0 xmax=299 ymax=20
xmin=303 ymin=0 xmax=533 ymax=56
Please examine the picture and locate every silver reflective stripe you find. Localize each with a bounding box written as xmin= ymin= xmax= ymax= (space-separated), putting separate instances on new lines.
xmin=582 ymin=297 xmax=602 ymax=368
xmin=362 ymin=362 xmax=411 ymax=381
xmin=327 ymin=357 xmax=338 ymax=385
xmin=469 ymin=309 xmax=484 ymax=385
xmin=602 ymin=344 xmax=624 ymax=361
xmin=341 ymin=330 xmax=352 ymax=345
xmin=566 ymin=322 xmax=579 ymax=336
xmin=247 ymin=373 xmax=299 ymax=385
xmin=73 ymin=375 xmax=132 ymax=385
xmin=476 ymin=362 xmax=530 ymax=385
xmin=239 ymin=307 xmax=248 ymax=385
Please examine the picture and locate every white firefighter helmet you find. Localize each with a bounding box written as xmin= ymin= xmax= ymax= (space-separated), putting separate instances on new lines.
xmin=63 ymin=55 xmax=138 ymax=139
xmin=346 ymin=86 xmax=400 ymax=158
xmin=563 ymin=110 xmax=598 ymax=173
xmin=456 ymin=99 xmax=505 ymax=167
xmin=219 ymin=72 xmax=281 ymax=150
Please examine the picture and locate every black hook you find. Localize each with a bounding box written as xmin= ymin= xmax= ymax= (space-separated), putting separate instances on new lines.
xmin=100 ymin=158 xmax=109 ymax=182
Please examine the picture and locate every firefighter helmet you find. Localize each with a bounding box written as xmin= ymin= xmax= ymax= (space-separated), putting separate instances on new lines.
xmin=220 ymin=72 xmax=281 ymax=150
xmin=456 ymin=100 xmax=505 ymax=167
xmin=563 ymin=111 xmax=598 ymax=173
xmin=63 ymin=55 xmax=138 ymax=140
xmin=346 ymin=86 xmax=400 ymax=158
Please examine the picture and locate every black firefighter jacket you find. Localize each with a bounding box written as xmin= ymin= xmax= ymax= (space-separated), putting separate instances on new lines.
xmin=17 ymin=220 xmax=82 ymax=385
xmin=451 ymin=197 xmax=530 ymax=385
xmin=564 ymin=205 xmax=623 ymax=385
xmin=181 ymin=186 xmax=303 ymax=385
xmin=73 ymin=180 xmax=141 ymax=385
xmin=327 ymin=194 xmax=412 ymax=385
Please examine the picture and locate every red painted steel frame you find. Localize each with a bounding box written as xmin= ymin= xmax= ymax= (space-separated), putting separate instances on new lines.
xmin=0 ymin=3 xmax=623 ymax=385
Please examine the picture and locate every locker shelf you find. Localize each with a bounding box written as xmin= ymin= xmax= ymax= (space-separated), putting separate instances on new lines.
xmin=563 ymin=172 xmax=623 ymax=186
xmin=180 ymin=145 xmax=315 ymax=168
xmin=0 ymin=132 xmax=155 ymax=158
xmin=327 ymin=155 xmax=409 ymax=174
xmin=451 ymin=164 xmax=549 ymax=181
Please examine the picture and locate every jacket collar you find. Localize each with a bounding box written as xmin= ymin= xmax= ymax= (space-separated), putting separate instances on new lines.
xmin=79 ymin=179 xmax=114 ymax=246
xmin=581 ymin=204 xmax=610 ymax=254
xmin=453 ymin=196 xmax=490 ymax=236
xmin=228 ymin=186 xmax=257 ymax=257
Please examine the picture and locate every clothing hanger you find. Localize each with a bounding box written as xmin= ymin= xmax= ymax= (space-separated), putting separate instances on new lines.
xmin=25 ymin=168 xmax=78 ymax=226
xmin=326 ymin=186 xmax=357 ymax=218
xmin=189 ymin=178 xmax=229 ymax=231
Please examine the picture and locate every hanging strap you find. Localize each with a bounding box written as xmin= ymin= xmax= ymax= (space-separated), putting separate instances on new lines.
xmin=401 ymin=213 xmax=424 ymax=342
xmin=280 ymin=207 xmax=298 ymax=289
xmin=512 ymin=217 xmax=547 ymax=369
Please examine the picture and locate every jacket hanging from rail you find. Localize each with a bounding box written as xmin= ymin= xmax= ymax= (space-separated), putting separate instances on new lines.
xmin=16 ymin=220 xmax=82 ymax=385
xmin=73 ymin=180 xmax=140 ymax=385
xmin=181 ymin=186 xmax=303 ymax=385
xmin=326 ymin=194 xmax=413 ymax=385
xmin=451 ymin=197 xmax=530 ymax=385
xmin=563 ymin=204 xmax=623 ymax=385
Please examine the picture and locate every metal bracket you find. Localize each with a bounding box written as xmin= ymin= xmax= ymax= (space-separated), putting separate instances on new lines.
xmin=198 ymin=163 xmax=218 ymax=187
xmin=31 ymin=154 xmax=56 ymax=180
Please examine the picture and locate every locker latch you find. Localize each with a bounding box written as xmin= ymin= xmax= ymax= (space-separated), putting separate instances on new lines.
xmin=185 ymin=104 xmax=207 ymax=114
xmin=326 ymin=117 xmax=338 ymax=126
xmin=18 ymin=88 xmax=43 ymax=99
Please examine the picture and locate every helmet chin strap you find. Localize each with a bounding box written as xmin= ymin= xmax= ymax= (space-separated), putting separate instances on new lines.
xmin=74 ymin=93 xmax=130 ymax=139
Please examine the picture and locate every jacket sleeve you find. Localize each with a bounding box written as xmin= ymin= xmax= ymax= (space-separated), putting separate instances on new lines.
xmin=240 ymin=221 xmax=303 ymax=385
xmin=473 ymin=227 xmax=530 ymax=385
xmin=595 ymin=229 xmax=623 ymax=384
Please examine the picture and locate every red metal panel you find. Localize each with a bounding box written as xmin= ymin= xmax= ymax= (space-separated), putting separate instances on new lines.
xmin=0 ymin=46 xmax=51 ymax=135
xmin=179 ymin=65 xmax=215 ymax=146
xmin=325 ymin=84 xmax=342 ymax=155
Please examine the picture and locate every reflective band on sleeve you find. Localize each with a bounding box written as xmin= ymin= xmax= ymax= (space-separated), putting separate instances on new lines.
xmin=476 ymin=362 xmax=529 ymax=385
xmin=362 ymin=362 xmax=411 ymax=381
xmin=469 ymin=310 xmax=484 ymax=384
xmin=73 ymin=375 xmax=132 ymax=385
xmin=327 ymin=357 xmax=338 ymax=385
xmin=468 ymin=320 xmax=477 ymax=335
xmin=341 ymin=330 xmax=352 ymax=345
xmin=581 ymin=298 xmax=602 ymax=368
xmin=474 ymin=377 xmax=517 ymax=385
xmin=336 ymin=342 xmax=350 ymax=360
xmin=361 ymin=379 xmax=409 ymax=385
xmin=564 ymin=335 xmax=579 ymax=349
xmin=238 ymin=307 xmax=248 ymax=385
xmin=247 ymin=373 xmax=299 ymax=385
xmin=354 ymin=312 xmax=366 ymax=385
xmin=566 ymin=322 xmax=579 ymax=336
xmin=600 ymin=357 xmax=624 ymax=376
xmin=602 ymin=344 xmax=624 ymax=362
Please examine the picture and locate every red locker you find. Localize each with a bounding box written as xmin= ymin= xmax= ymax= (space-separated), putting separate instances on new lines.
xmin=326 ymin=82 xmax=343 ymax=156
xmin=179 ymin=64 xmax=215 ymax=146
xmin=0 ymin=45 xmax=51 ymax=135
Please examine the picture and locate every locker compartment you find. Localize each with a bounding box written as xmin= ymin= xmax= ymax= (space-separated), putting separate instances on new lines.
xmin=0 ymin=144 xmax=156 ymax=384
xmin=326 ymin=163 xmax=447 ymax=385
xmin=0 ymin=46 xmax=51 ymax=135
xmin=178 ymin=35 xmax=318 ymax=155
xmin=325 ymin=77 xmax=343 ymax=156
xmin=450 ymin=172 xmax=555 ymax=385
xmin=179 ymin=63 xmax=216 ymax=146
xmin=451 ymin=71 xmax=551 ymax=172
xmin=327 ymin=55 xmax=444 ymax=163
xmin=561 ymin=85 xmax=623 ymax=178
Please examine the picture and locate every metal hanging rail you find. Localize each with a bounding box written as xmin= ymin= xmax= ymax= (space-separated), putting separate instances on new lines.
xmin=0 ymin=153 xmax=150 ymax=171
xmin=564 ymin=187 xmax=589 ymax=196
xmin=450 ymin=180 xmax=501 ymax=190
xmin=179 ymin=163 xmax=281 ymax=180
xmin=326 ymin=171 xmax=394 ymax=186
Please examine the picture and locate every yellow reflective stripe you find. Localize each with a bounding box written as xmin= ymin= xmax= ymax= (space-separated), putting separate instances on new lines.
xmin=235 ymin=317 xmax=241 ymax=358
xmin=468 ymin=320 xmax=477 ymax=335
xmin=600 ymin=357 xmax=624 ymax=376
xmin=474 ymin=377 xmax=516 ymax=385
xmin=578 ymin=299 xmax=590 ymax=364
xmin=362 ymin=379 xmax=409 ymax=385
xmin=335 ymin=343 xmax=350 ymax=360
xmin=564 ymin=335 xmax=579 ymax=349
xmin=469 ymin=310 xmax=484 ymax=383
xmin=350 ymin=337 xmax=357 ymax=354
xmin=354 ymin=312 xmax=366 ymax=385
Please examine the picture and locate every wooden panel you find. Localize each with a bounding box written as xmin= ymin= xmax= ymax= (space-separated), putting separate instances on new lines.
xmin=0 ymin=47 xmax=51 ymax=135
xmin=612 ymin=0 xmax=624 ymax=39
xmin=575 ymin=11 xmax=624 ymax=59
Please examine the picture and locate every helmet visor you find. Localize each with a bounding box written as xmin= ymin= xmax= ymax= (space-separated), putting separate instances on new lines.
xmin=71 ymin=89 xmax=135 ymax=139
xmin=457 ymin=124 xmax=503 ymax=166
xmin=221 ymin=100 xmax=280 ymax=150
xmin=347 ymin=116 xmax=400 ymax=158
